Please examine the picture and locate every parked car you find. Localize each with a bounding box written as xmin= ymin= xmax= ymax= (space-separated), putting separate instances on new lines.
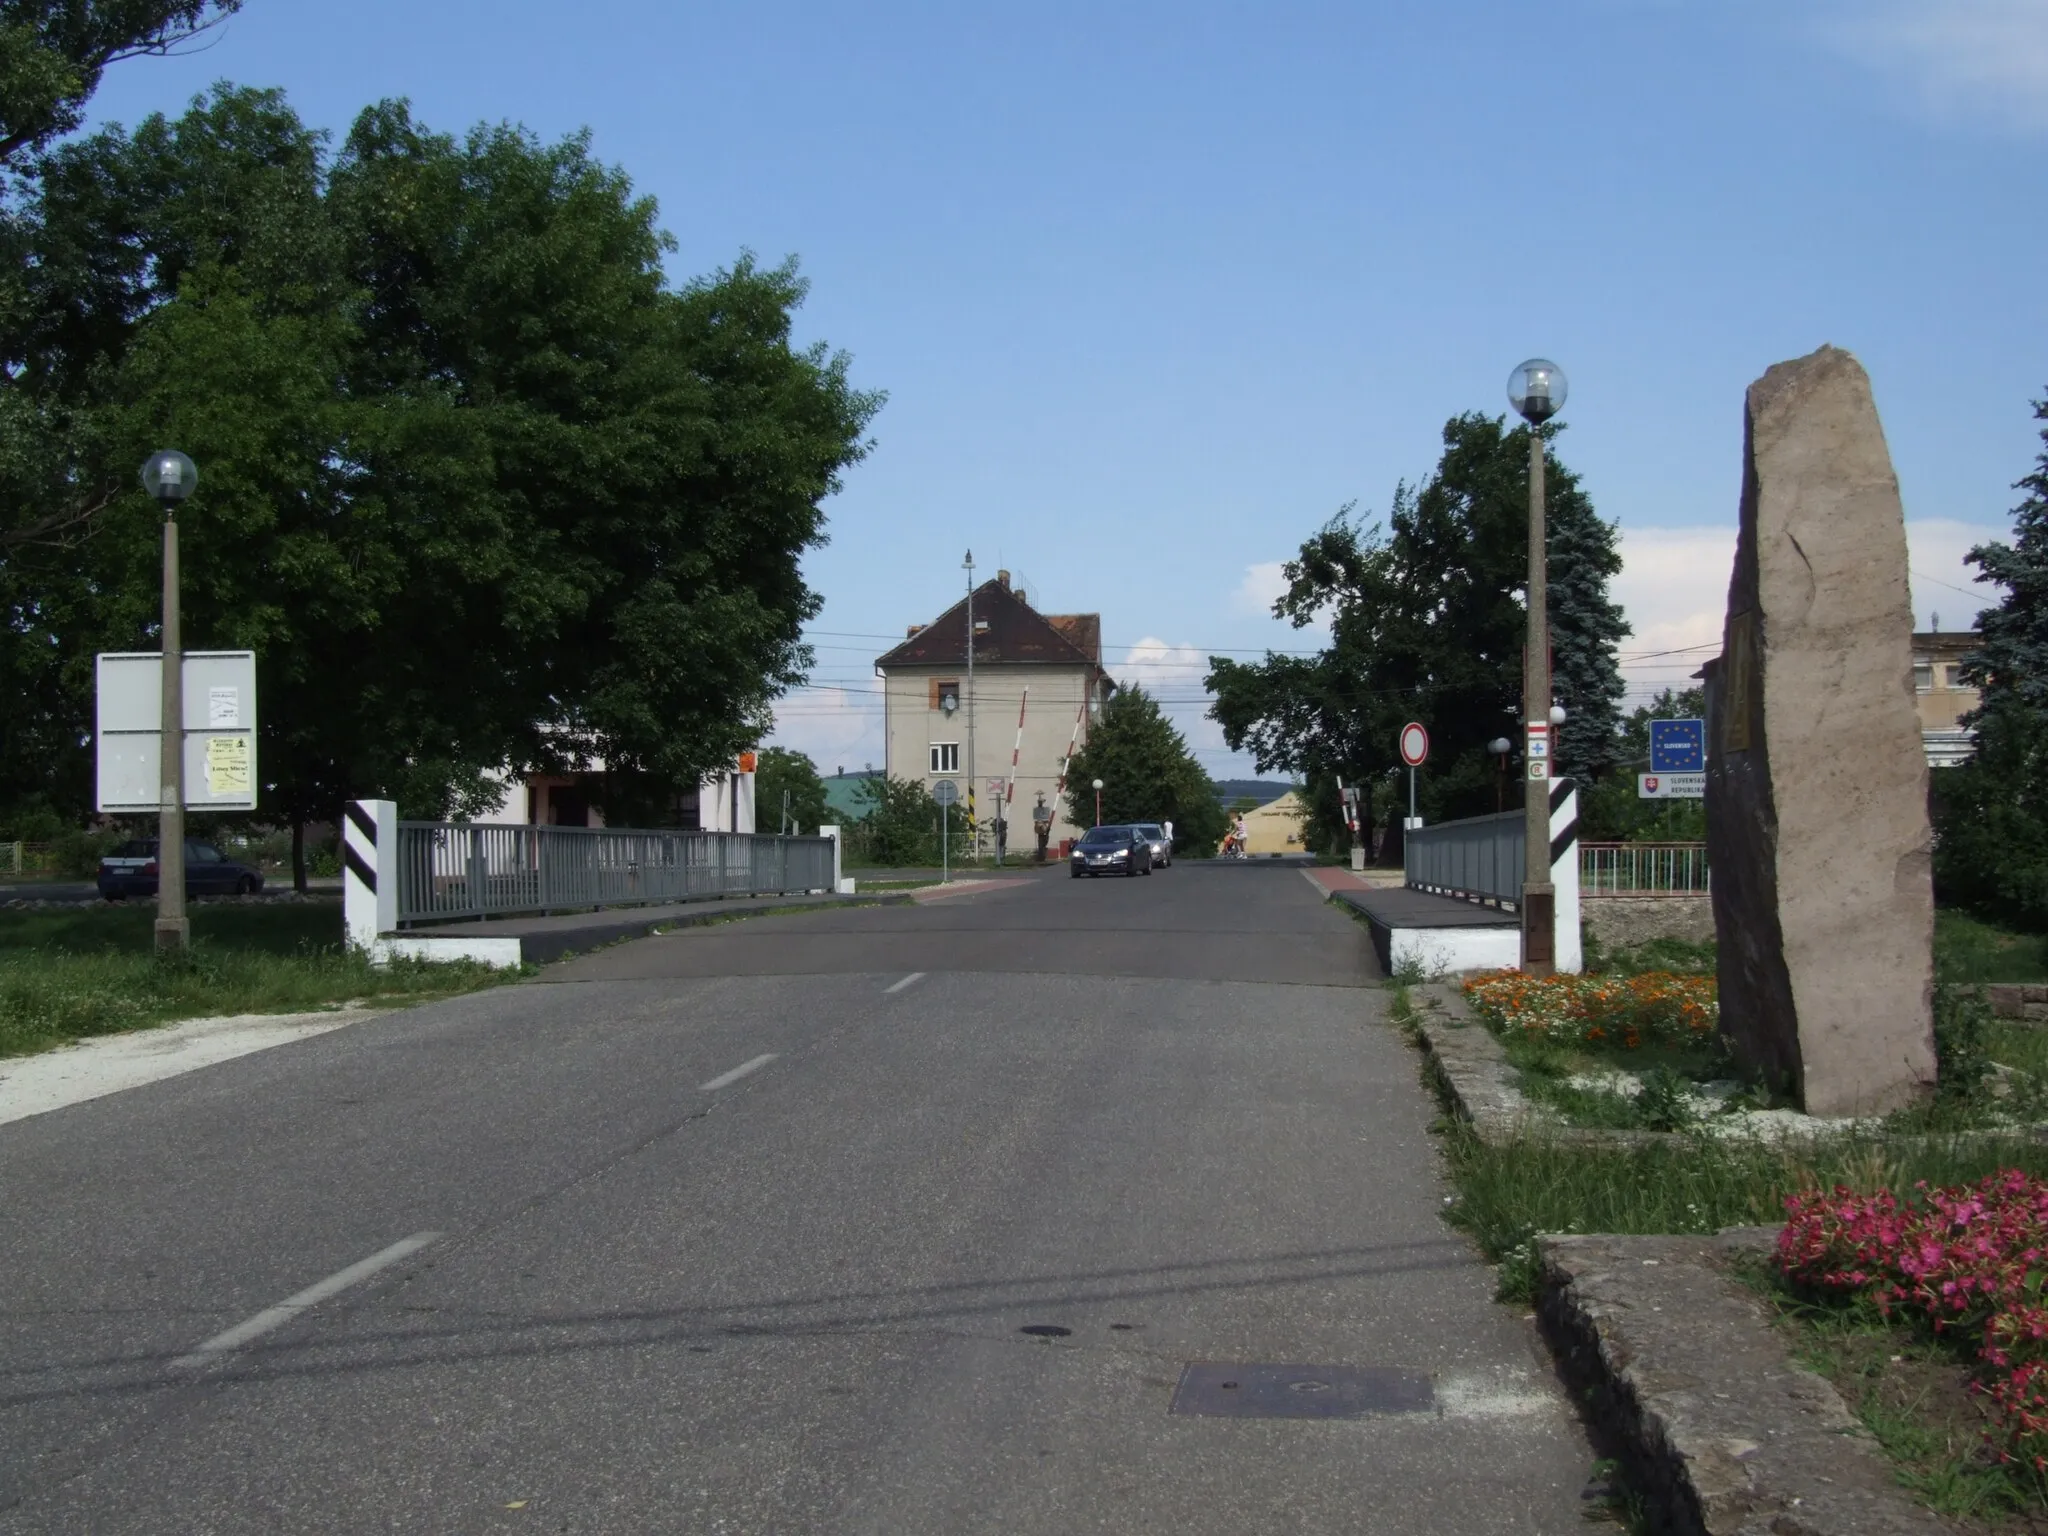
xmin=1069 ymin=824 xmax=1154 ymax=878
xmin=1134 ymin=823 xmax=1171 ymax=868
xmin=98 ymin=840 xmax=265 ymax=900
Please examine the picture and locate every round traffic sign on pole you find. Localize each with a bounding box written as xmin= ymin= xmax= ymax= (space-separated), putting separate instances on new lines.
xmin=1399 ymin=722 xmax=1430 ymax=767
xmin=932 ymin=779 xmax=960 ymax=807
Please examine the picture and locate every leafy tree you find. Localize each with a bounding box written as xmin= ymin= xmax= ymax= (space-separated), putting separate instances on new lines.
xmin=0 ymin=86 xmax=881 ymax=880
xmin=1062 ymin=684 xmax=1226 ymax=854
xmin=1578 ymin=687 xmax=1707 ymax=841
xmin=0 ymin=0 xmax=241 ymax=167
xmin=755 ymin=747 xmax=828 ymax=834
xmin=1208 ymin=414 xmax=1627 ymax=859
xmin=851 ymin=774 xmax=963 ymax=867
xmin=1932 ymin=705 xmax=2048 ymax=929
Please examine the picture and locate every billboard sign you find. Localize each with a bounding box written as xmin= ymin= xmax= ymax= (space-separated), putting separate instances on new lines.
xmin=96 ymin=651 xmax=258 ymax=812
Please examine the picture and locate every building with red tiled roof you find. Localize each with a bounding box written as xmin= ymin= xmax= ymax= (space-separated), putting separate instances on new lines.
xmin=875 ymin=571 xmax=1109 ymax=849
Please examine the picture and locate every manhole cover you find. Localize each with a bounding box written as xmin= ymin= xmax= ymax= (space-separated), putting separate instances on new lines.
xmin=1168 ymin=1363 xmax=1434 ymax=1419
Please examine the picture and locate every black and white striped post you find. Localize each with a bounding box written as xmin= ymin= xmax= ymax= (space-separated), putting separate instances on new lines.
xmin=343 ymin=799 xmax=397 ymax=952
xmin=1548 ymin=777 xmax=1582 ymax=973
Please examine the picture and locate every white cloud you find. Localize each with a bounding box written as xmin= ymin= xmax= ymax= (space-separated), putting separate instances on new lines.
xmin=1233 ymin=561 xmax=1290 ymax=616
xmin=1232 ymin=559 xmax=1335 ymax=641
xmin=765 ymin=684 xmax=885 ymax=774
xmin=1608 ymin=517 xmax=2010 ymax=704
xmin=1116 ymin=637 xmax=1238 ymax=762
xmin=1815 ymin=0 xmax=2048 ymax=129
xmin=1611 ymin=526 xmax=1736 ymax=699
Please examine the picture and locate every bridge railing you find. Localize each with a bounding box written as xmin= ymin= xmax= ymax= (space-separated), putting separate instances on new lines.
xmin=1403 ymin=809 xmax=1524 ymax=907
xmin=393 ymin=823 xmax=838 ymax=925
xmin=1577 ymin=842 xmax=1710 ymax=896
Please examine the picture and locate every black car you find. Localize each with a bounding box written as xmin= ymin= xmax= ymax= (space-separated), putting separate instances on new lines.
xmin=97 ymin=840 xmax=265 ymax=900
xmin=1069 ymin=824 xmax=1154 ymax=878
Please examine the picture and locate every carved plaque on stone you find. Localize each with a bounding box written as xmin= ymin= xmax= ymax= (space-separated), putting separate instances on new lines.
xmin=1703 ymin=346 xmax=1935 ymax=1116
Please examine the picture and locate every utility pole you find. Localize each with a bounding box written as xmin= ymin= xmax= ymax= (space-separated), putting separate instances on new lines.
xmin=142 ymin=450 xmax=197 ymax=952
xmin=963 ymin=549 xmax=976 ymax=861
xmin=1508 ymin=360 xmax=1566 ymax=976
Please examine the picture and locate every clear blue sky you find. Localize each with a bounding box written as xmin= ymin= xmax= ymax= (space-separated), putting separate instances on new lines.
xmin=84 ymin=0 xmax=2048 ymax=774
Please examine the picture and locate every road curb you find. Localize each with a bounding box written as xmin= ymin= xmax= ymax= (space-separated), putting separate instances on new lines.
xmin=1536 ymin=1227 xmax=1951 ymax=1535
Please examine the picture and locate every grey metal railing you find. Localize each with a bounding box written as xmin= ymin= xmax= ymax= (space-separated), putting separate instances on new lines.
xmin=394 ymin=823 xmax=837 ymax=925
xmin=1404 ymin=810 xmax=1524 ymax=907
xmin=1579 ymin=842 xmax=1710 ymax=896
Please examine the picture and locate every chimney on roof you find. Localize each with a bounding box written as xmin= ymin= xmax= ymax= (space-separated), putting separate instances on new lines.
xmin=906 ymin=623 xmax=926 ymax=638
xmin=1015 ymin=588 xmax=1026 ymax=607
xmin=997 ymin=569 xmax=1011 ymax=589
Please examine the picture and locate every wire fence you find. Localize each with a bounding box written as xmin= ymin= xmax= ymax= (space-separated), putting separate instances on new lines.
xmin=1578 ymin=842 xmax=1711 ymax=896
xmin=394 ymin=823 xmax=838 ymax=925
xmin=0 ymin=842 xmax=59 ymax=877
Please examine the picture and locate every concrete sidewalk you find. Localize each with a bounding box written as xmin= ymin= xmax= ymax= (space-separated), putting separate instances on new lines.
xmin=402 ymin=889 xmax=918 ymax=965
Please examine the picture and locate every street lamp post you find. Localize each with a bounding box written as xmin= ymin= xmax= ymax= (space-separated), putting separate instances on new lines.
xmin=963 ymin=550 xmax=976 ymax=860
xmin=141 ymin=450 xmax=197 ymax=952
xmin=1092 ymin=778 xmax=1104 ymax=827
xmin=1487 ymin=737 xmax=1511 ymax=814
xmin=1508 ymin=359 xmax=1566 ymax=976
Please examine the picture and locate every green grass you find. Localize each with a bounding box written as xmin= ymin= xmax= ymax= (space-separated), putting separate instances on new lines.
xmin=1390 ymin=984 xmax=2048 ymax=1304
xmin=0 ymin=901 xmax=520 ymax=1059
xmin=1582 ymin=933 xmax=1717 ymax=978
xmin=1586 ymin=911 xmax=2048 ymax=987
xmin=1441 ymin=1116 xmax=2048 ymax=1305
xmin=1739 ymin=1267 xmax=2048 ymax=1529
xmin=1500 ymin=1027 xmax=1758 ymax=1131
xmin=1936 ymin=910 xmax=2048 ymax=985
xmin=0 ymin=901 xmax=346 ymax=957
xmin=1987 ymin=1022 xmax=2048 ymax=1079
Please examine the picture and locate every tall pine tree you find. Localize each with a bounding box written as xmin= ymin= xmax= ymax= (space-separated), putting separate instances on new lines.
xmin=1207 ymin=412 xmax=1628 ymax=855
xmin=1965 ymin=393 xmax=2048 ymax=716
xmin=1933 ymin=390 xmax=2048 ymax=927
xmin=1064 ymin=685 xmax=1227 ymax=854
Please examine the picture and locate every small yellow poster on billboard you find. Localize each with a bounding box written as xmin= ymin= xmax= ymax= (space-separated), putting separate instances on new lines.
xmin=205 ymin=735 xmax=251 ymax=796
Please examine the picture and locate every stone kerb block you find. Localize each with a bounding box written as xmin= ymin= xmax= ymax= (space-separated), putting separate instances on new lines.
xmin=1703 ymin=346 xmax=1936 ymax=1116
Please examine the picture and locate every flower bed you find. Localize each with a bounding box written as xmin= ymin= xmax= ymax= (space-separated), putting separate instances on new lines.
xmin=1461 ymin=970 xmax=1718 ymax=1051
xmin=1779 ymin=1172 xmax=2048 ymax=1469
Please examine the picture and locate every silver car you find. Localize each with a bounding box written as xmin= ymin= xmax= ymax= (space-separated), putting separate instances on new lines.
xmin=1134 ymin=823 xmax=1171 ymax=868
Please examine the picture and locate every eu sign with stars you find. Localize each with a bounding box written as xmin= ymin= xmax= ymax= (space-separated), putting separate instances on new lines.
xmin=1649 ymin=718 xmax=1705 ymax=775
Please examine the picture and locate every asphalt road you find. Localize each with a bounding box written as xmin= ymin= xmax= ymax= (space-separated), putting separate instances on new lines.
xmin=0 ymin=860 xmax=1594 ymax=1533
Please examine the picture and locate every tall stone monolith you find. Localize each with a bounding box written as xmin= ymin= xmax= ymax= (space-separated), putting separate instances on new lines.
xmin=1702 ymin=345 xmax=1936 ymax=1116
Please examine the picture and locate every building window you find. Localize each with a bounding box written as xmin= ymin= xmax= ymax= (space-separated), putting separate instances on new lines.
xmin=930 ymin=742 xmax=960 ymax=774
xmin=1913 ymin=663 xmax=1934 ymax=692
xmin=929 ymin=678 xmax=960 ymax=712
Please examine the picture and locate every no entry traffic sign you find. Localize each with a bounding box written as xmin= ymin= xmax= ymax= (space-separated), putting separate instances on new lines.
xmin=1399 ymin=722 xmax=1429 ymax=767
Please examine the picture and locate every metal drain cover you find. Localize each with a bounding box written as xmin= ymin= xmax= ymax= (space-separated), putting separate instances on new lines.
xmin=1169 ymin=1363 xmax=1434 ymax=1419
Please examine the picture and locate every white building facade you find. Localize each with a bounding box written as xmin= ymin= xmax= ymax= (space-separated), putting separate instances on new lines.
xmin=875 ymin=573 xmax=1109 ymax=851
